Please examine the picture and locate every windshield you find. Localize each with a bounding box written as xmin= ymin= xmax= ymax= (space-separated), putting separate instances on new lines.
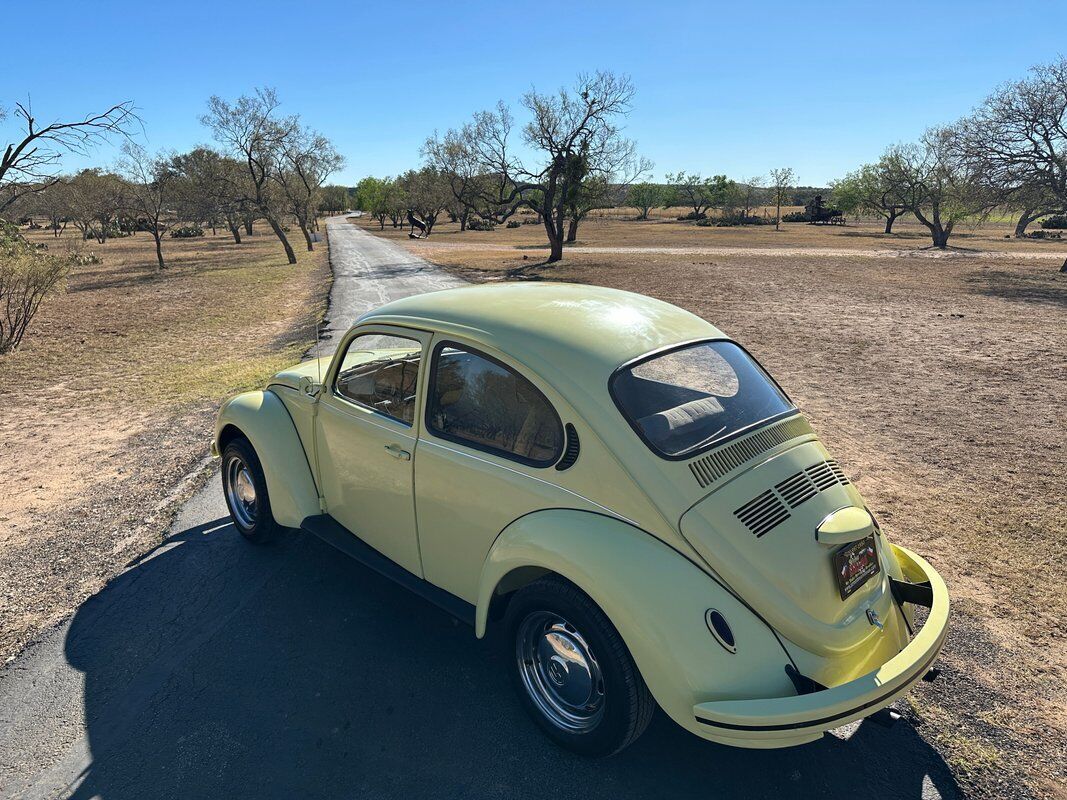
xmin=611 ymin=341 xmax=794 ymax=458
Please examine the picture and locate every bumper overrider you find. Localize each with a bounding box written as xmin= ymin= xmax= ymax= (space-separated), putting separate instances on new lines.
xmin=693 ymin=544 xmax=949 ymax=747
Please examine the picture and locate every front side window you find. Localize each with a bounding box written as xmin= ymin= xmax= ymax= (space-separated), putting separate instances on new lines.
xmin=427 ymin=344 xmax=563 ymax=466
xmin=334 ymin=333 xmax=423 ymax=424
xmin=611 ymin=341 xmax=794 ymax=458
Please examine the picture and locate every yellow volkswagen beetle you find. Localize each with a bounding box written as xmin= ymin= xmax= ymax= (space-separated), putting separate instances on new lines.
xmin=213 ymin=283 xmax=949 ymax=756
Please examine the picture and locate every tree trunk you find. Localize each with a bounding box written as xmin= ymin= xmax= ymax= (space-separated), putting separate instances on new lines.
xmin=229 ymin=223 xmax=242 ymax=244
xmin=244 ymin=217 xmax=254 ymax=236
xmin=265 ymin=214 xmax=298 ymax=264
xmin=298 ymin=218 xmax=314 ymax=251
xmin=543 ymin=214 xmax=564 ymax=263
xmin=1014 ymin=207 xmax=1039 ymax=238
xmin=884 ymin=209 xmax=905 ymax=234
xmin=153 ymin=230 xmax=165 ymax=270
xmin=775 ymin=198 xmax=782 ymax=231
xmin=565 ymin=216 xmax=579 ymax=243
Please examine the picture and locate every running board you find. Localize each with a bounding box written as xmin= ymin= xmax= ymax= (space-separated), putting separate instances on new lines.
xmin=300 ymin=514 xmax=476 ymax=627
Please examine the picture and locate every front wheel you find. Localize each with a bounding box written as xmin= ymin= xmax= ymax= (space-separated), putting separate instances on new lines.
xmin=221 ymin=437 xmax=280 ymax=543
xmin=504 ymin=576 xmax=654 ymax=756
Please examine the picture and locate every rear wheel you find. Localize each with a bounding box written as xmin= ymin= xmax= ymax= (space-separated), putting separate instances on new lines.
xmin=504 ymin=576 xmax=654 ymax=756
xmin=221 ymin=437 xmax=280 ymax=543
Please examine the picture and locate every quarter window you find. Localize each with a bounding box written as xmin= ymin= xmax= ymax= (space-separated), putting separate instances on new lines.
xmin=334 ymin=333 xmax=423 ymax=424
xmin=427 ymin=344 xmax=563 ymax=466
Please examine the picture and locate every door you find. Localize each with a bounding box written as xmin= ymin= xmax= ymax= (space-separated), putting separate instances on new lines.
xmin=316 ymin=326 xmax=430 ymax=577
xmin=415 ymin=339 xmax=572 ymax=602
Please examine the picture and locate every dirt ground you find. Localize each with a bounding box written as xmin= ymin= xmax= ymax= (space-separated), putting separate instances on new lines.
xmin=360 ymin=212 xmax=1067 ymax=799
xmin=0 ymin=223 xmax=330 ymax=662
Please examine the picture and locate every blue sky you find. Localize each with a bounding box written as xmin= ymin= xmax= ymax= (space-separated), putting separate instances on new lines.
xmin=4 ymin=1 xmax=1065 ymax=186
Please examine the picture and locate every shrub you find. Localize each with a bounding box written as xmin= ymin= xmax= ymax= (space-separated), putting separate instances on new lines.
xmin=676 ymin=211 xmax=707 ymax=221
xmin=521 ymin=216 xmax=541 ymax=225
xmin=506 ymin=220 xmax=521 ymax=229
xmin=84 ymin=223 xmax=129 ymax=240
xmin=1026 ymin=229 xmax=1062 ymax=239
xmin=0 ymin=222 xmax=70 ymax=354
xmin=68 ymin=250 xmax=102 ymax=266
xmin=697 ymin=214 xmax=769 ymax=227
xmin=781 ymin=211 xmax=810 ymax=223
xmin=170 ymin=225 xmax=204 ymax=238
xmin=1039 ymin=214 xmax=1067 ymax=229
xmin=467 ymin=218 xmax=495 ymax=231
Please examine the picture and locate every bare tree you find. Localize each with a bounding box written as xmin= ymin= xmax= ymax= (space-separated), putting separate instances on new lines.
xmin=0 ymin=100 xmax=137 ymax=213
xmin=119 ymin=143 xmax=179 ymax=270
xmin=881 ymin=129 xmax=997 ymax=248
xmin=768 ymin=167 xmax=796 ymax=231
xmin=202 ymin=88 xmax=299 ymax=264
xmin=1005 ymin=183 xmax=1063 ymax=237
xmin=957 ymin=57 xmax=1067 ymax=215
xmin=276 ymin=127 xmax=344 ymax=250
xmin=425 ymin=72 xmax=649 ymax=263
xmin=736 ymin=176 xmax=767 ymax=219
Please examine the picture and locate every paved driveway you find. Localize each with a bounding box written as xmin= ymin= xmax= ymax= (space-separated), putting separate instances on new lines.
xmin=0 ymin=219 xmax=958 ymax=799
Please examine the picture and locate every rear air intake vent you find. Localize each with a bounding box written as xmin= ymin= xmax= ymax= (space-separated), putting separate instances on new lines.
xmin=555 ymin=423 xmax=580 ymax=471
xmin=734 ymin=490 xmax=791 ymax=537
xmin=737 ymin=458 xmax=853 ymax=536
xmin=688 ymin=415 xmax=813 ymax=489
xmin=773 ymin=458 xmax=852 ymax=510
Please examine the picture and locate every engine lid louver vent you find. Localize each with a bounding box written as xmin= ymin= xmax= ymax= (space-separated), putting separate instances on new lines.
xmin=688 ymin=415 xmax=813 ymax=489
xmin=736 ymin=458 xmax=852 ymax=537
xmin=734 ymin=490 xmax=791 ymax=538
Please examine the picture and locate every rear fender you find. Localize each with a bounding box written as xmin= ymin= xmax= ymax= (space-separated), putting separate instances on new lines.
xmin=475 ymin=509 xmax=796 ymax=734
xmin=215 ymin=390 xmax=320 ymax=528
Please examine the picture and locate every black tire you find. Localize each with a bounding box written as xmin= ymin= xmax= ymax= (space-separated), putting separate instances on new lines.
xmin=221 ymin=437 xmax=281 ymax=544
xmin=504 ymin=575 xmax=654 ymax=756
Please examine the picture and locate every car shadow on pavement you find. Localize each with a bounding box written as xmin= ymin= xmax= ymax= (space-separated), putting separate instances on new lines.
xmin=63 ymin=516 xmax=960 ymax=800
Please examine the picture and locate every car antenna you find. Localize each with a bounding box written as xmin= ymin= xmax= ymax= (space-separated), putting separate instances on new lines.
xmin=316 ymin=314 xmax=323 ymax=387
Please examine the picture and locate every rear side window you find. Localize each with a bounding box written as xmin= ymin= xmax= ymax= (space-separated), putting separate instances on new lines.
xmin=427 ymin=343 xmax=563 ymax=466
xmin=611 ymin=340 xmax=794 ymax=458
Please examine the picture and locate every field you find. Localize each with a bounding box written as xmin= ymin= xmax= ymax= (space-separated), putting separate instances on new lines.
xmin=359 ymin=210 xmax=1067 ymax=799
xmin=0 ymin=224 xmax=329 ymax=662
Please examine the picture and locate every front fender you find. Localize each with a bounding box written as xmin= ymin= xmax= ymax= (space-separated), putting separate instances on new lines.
xmin=215 ymin=390 xmax=320 ymax=528
xmin=476 ymin=509 xmax=797 ymax=737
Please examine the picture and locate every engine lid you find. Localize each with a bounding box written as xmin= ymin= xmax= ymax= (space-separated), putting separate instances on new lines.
xmin=679 ymin=439 xmax=893 ymax=657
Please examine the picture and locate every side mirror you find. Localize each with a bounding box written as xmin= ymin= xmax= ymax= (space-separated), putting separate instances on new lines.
xmin=299 ymin=375 xmax=322 ymax=398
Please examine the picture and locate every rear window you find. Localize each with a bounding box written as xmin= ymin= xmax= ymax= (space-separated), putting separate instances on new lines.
xmin=611 ymin=341 xmax=794 ymax=458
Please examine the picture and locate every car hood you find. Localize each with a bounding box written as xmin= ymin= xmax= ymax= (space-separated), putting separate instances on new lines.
xmin=679 ymin=439 xmax=899 ymax=658
xmin=267 ymin=357 xmax=332 ymax=392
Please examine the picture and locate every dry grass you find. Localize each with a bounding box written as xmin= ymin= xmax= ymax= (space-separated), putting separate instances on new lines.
xmin=360 ymin=213 xmax=1067 ymax=798
xmin=0 ymin=223 xmax=329 ymax=658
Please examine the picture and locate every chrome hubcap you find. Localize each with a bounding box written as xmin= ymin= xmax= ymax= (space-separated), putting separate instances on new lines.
xmin=225 ymin=456 xmax=257 ymax=528
xmin=516 ymin=612 xmax=605 ymax=732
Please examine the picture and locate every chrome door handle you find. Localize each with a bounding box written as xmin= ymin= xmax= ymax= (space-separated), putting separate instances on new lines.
xmin=384 ymin=444 xmax=411 ymax=461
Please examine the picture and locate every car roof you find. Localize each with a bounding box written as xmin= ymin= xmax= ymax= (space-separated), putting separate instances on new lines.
xmin=357 ymin=282 xmax=726 ymax=385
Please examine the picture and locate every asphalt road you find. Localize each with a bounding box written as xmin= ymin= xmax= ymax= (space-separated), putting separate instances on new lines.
xmin=0 ymin=219 xmax=959 ymax=799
